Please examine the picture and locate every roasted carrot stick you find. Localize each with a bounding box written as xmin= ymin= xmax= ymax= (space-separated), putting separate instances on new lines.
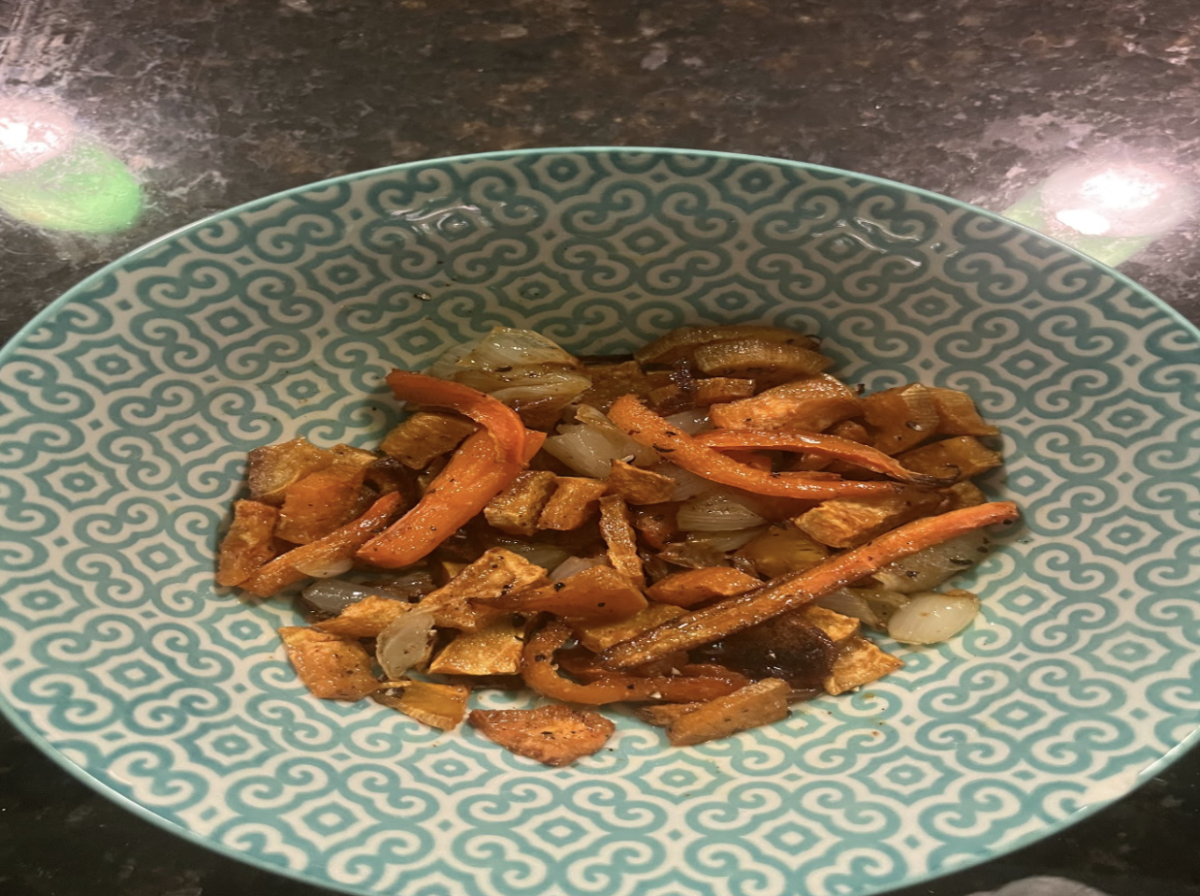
xmin=608 ymin=395 xmax=912 ymax=499
xmin=356 ymin=374 xmax=535 ymax=569
xmin=239 ymin=492 xmax=403 ymax=597
xmin=600 ymin=500 xmax=1019 ymax=668
xmin=523 ymin=622 xmax=745 ymax=705
xmin=694 ymin=429 xmax=955 ymax=485
xmin=357 ymin=430 xmax=530 ymax=568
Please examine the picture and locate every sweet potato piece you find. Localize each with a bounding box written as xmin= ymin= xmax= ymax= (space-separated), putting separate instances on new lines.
xmin=863 ymin=384 xmax=939 ymax=455
xmin=375 ymin=680 xmax=470 ymax=730
xmin=484 ymin=470 xmax=559 ymax=535
xmin=896 ymin=436 xmax=1003 ymax=483
xmin=428 ymin=618 xmax=526 ymax=676
xmin=538 ymin=477 xmax=609 ymax=530
xmin=635 ymin=325 xmax=818 ymax=366
xmin=480 ymin=565 xmax=648 ymax=623
xmin=571 ymin=601 xmax=685 ymax=653
xmin=469 ymin=704 xmax=615 ymax=767
xmin=314 ymin=595 xmax=411 ymax=638
xmin=380 ymin=411 xmax=477 ymax=469
xmin=665 ymin=678 xmax=791 ymax=747
xmin=276 ymin=454 xmax=373 ymax=544
xmin=709 ymin=375 xmax=862 ymax=433
xmin=278 ymin=627 xmax=379 ymax=700
xmin=599 ymin=495 xmax=644 ymax=586
xmin=216 ymin=500 xmax=280 ymax=586
xmin=247 ymin=438 xmax=334 ymax=505
xmin=734 ymin=524 xmax=830 ymax=578
xmin=419 ymin=547 xmax=550 ymax=631
xmin=607 ymin=460 xmax=676 ymax=505
xmin=823 ymin=636 xmax=904 ymax=695
xmin=928 ymin=387 xmax=1000 ymax=437
xmin=941 ymin=480 xmax=988 ymax=510
xmin=630 ymin=502 xmax=679 ymax=550
xmin=646 ymin=567 xmax=762 ymax=608
xmin=794 ymin=488 xmax=948 ymax=549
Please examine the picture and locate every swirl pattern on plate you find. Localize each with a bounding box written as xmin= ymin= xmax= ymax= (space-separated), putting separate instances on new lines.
xmin=2 ymin=148 xmax=1200 ymax=896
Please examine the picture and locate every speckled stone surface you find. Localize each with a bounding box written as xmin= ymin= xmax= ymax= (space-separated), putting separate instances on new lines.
xmin=3 ymin=1 xmax=1200 ymax=894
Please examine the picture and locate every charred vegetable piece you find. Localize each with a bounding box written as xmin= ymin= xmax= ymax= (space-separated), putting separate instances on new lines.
xmin=468 ymin=704 xmax=616 ymax=767
xmin=216 ymin=500 xmax=280 ymax=587
xmin=712 ymin=610 xmax=839 ymax=690
xmin=278 ymin=626 xmax=380 ymax=700
xmin=664 ymin=678 xmax=791 ymax=747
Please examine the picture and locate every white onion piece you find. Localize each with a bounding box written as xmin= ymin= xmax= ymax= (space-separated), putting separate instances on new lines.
xmin=496 ymin=541 xmax=572 ymax=572
xmin=815 ymin=589 xmax=881 ymax=627
xmin=488 ymin=371 xmax=593 ymax=405
xmin=663 ymin=408 xmax=713 ymax=435
xmin=677 ymin=492 xmax=767 ymax=532
xmin=874 ymin=530 xmax=990 ymax=593
xmin=684 ymin=528 xmax=762 ymax=552
xmin=425 ymin=337 xmax=482 ymax=380
xmin=457 ymin=327 xmax=581 ymax=370
xmin=572 ymin=406 xmax=657 ymax=465
xmin=376 ymin=610 xmax=436 ymax=678
xmin=654 ymin=463 xmax=711 ymax=501
xmin=550 ymin=554 xmax=609 ymax=581
xmin=859 ymin=588 xmax=911 ymax=626
xmin=302 ymin=579 xmax=406 ymax=614
xmin=545 ymin=423 xmax=654 ymax=478
xmin=887 ymin=590 xmax=980 ymax=644
xmin=293 ymin=555 xmax=354 ymax=579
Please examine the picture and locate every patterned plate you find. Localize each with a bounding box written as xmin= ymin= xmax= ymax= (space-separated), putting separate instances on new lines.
xmin=2 ymin=148 xmax=1199 ymax=896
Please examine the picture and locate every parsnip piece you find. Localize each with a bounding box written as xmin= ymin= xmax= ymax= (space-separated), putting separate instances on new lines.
xmin=480 ymin=565 xmax=648 ymax=623
xmin=635 ymin=325 xmax=817 ymax=366
xmin=823 ymin=636 xmax=904 ymax=695
xmin=648 ymin=377 xmax=757 ymax=411
xmin=928 ymin=387 xmax=1000 ymax=437
xmin=314 ymin=595 xmax=411 ymax=638
xmin=380 ymin=411 xmax=477 ymax=470
xmin=896 ymin=436 xmax=1003 ymax=483
xmin=276 ymin=451 xmax=374 ymax=544
xmin=571 ymin=602 xmax=685 ymax=653
xmin=216 ymin=500 xmax=280 ymax=587
xmin=862 ymin=384 xmax=939 ymax=456
xmin=419 ymin=548 xmax=550 ymax=631
xmin=599 ymin=495 xmax=644 ymax=586
xmin=693 ymin=339 xmax=831 ymax=382
xmin=375 ymin=681 xmax=470 ymax=730
xmin=538 ymin=477 xmax=609 ymax=530
xmin=247 ymin=437 xmax=334 ymax=505
xmin=469 ymin=704 xmax=615 ymax=766
xmin=794 ymin=488 xmax=947 ymax=549
xmin=429 ymin=618 xmax=526 ymax=676
xmin=278 ymin=627 xmax=379 ymax=700
xmin=941 ymin=480 xmax=988 ymax=510
xmin=607 ymin=460 xmax=676 ymax=505
xmin=637 ymin=703 xmax=701 ymax=727
xmin=665 ymin=678 xmax=791 ymax=747
xmin=576 ymin=360 xmax=669 ymax=411
xmin=797 ymin=605 xmax=860 ymax=643
xmin=484 ymin=470 xmax=559 ymax=535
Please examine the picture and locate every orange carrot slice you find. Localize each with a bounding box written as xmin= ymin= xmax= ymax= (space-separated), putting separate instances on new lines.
xmin=600 ymin=501 xmax=1019 ymax=668
xmin=608 ymin=395 xmax=912 ymax=500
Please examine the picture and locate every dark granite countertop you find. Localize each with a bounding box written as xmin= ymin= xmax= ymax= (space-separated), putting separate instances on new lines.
xmin=3 ymin=1 xmax=1200 ymax=894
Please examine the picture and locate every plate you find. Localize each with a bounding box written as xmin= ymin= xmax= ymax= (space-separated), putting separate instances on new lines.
xmin=2 ymin=148 xmax=1200 ymax=896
